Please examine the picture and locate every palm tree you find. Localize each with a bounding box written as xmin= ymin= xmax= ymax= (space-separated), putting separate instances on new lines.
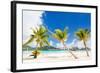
xmin=52 ymin=27 xmax=78 ymax=59
xmin=23 ymin=25 xmax=50 ymax=59
xmin=75 ymin=29 xmax=90 ymax=56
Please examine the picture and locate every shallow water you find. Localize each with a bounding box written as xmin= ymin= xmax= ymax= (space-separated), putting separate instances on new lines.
xmin=23 ymin=50 xmax=68 ymax=54
xmin=23 ymin=50 xmax=86 ymax=54
xmin=41 ymin=50 xmax=66 ymax=53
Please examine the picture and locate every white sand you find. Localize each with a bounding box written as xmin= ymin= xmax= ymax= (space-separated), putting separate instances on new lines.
xmin=23 ymin=51 xmax=91 ymax=63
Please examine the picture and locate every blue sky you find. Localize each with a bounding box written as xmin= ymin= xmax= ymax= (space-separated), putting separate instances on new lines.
xmin=23 ymin=10 xmax=91 ymax=48
xmin=42 ymin=11 xmax=91 ymax=44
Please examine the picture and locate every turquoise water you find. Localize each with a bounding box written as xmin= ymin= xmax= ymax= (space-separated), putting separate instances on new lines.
xmin=23 ymin=50 xmax=87 ymax=54
xmin=23 ymin=50 xmax=66 ymax=54
xmin=41 ymin=50 xmax=66 ymax=54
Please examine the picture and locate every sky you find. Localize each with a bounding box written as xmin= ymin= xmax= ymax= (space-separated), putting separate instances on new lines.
xmin=23 ymin=10 xmax=91 ymax=49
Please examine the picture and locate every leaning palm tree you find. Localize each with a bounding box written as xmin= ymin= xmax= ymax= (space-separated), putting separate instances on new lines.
xmin=75 ymin=29 xmax=90 ymax=56
xmin=23 ymin=25 xmax=50 ymax=59
xmin=52 ymin=27 xmax=78 ymax=59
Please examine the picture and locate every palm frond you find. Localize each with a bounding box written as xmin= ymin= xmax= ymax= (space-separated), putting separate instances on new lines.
xmin=75 ymin=32 xmax=82 ymax=40
xmin=52 ymin=27 xmax=68 ymax=42
xmin=44 ymin=39 xmax=50 ymax=46
xmin=41 ymin=34 xmax=49 ymax=39
xmin=52 ymin=33 xmax=61 ymax=41
xmin=63 ymin=27 xmax=68 ymax=40
xmin=23 ymin=35 xmax=34 ymax=47
xmin=55 ymin=29 xmax=64 ymax=39
xmin=75 ymin=29 xmax=90 ymax=41
xmin=24 ymin=25 xmax=49 ymax=49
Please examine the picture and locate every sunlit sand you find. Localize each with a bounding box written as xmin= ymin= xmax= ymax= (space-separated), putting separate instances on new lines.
xmin=23 ymin=51 xmax=91 ymax=63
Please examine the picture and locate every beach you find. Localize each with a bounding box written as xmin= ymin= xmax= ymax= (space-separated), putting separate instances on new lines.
xmin=23 ymin=50 xmax=91 ymax=63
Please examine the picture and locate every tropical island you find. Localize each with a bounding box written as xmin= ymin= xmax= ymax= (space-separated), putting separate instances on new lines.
xmin=22 ymin=10 xmax=91 ymax=63
xmin=23 ymin=45 xmax=91 ymax=51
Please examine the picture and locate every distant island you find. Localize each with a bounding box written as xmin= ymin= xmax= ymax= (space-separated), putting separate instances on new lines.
xmin=22 ymin=46 xmax=91 ymax=51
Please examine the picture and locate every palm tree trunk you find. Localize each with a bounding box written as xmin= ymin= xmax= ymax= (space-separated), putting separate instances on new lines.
xmin=62 ymin=42 xmax=78 ymax=59
xmin=34 ymin=50 xmax=38 ymax=59
xmin=83 ymin=41 xmax=89 ymax=56
xmin=34 ymin=43 xmax=38 ymax=59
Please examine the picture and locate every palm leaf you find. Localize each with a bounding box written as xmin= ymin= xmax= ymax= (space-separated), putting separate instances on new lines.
xmin=23 ymin=35 xmax=34 ymax=47
xmin=75 ymin=29 xmax=90 ymax=41
xmin=55 ymin=29 xmax=64 ymax=39
xmin=75 ymin=32 xmax=82 ymax=40
xmin=23 ymin=25 xmax=49 ymax=50
xmin=43 ymin=39 xmax=50 ymax=46
xmin=63 ymin=27 xmax=68 ymax=40
xmin=52 ymin=33 xmax=61 ymax=41
xmin=39 ymin=26 xmax=47 ymax=34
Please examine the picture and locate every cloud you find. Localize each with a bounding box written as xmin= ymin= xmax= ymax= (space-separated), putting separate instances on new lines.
xmin=86 ymin=38 xmax=91 ymax=48
xmin=75 ymin=39 xmax=91 ymax=49
xmin=75 ymin=40 xmax=84 ymax=49
xmin=56 ymin=43 xmax=64 ymax=49
xmin=50 ymin=40 xmax=53 ymax=46
xmin=67 ymin=38 xmax=91 ymax=49
xmin=23 ymin=36 xmax=37 ymax=48
xmin=67 ymin=39 xmax=77 ymax=48
xmin=23 ymin=10 xmax=44 ymax=47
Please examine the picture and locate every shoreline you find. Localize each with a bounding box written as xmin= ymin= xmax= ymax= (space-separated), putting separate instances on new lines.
xmin=23 ymin=51 xmax=91 ymax=63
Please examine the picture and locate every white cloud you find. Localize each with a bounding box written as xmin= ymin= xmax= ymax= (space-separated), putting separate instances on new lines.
xmin=75 ymin=39 xmax=91 ymax=49
xmin=23 ymin=36 xmax=37 ymax=48
xmin=23 ymin=10 xmax=44 ymax=47
xmin=75 ymin=40 xmax=84 ymax=49
xmin=67 ymin=38 xmax=91 ymax=49
xmin=50 ymin=40 xmax=53 ymax=46
xmin=56 ymin=43 xmax=64 ymax=49
xmin=67 ymin=39 xmax=77 ymax=48
xmin=86 ymin=38 xmax=91 ymax=48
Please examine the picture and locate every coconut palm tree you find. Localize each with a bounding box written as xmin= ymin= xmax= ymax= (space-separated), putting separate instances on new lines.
xmin=75 ymin=29 xmax=90 ymax=56
xmin=52 ymin=27 xmax=78 ymax=59
xmin=23 ymin=25 xmax=50 ymax=58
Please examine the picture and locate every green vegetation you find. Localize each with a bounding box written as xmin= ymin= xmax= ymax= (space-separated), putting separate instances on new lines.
xmin=75 ymin=29 xmax=90 ymax=56
xmin=23 ymin=46 xmax=90 ymax=51
xmin=52 ymin=27 xmax=78 ymax=59
xmin=23 ymin=25 xmax=50 ymax=58
xmin=23 ymin=46 xmax=34 ymax=51
xmin=23 ymin=25 xmax=91 ymax=59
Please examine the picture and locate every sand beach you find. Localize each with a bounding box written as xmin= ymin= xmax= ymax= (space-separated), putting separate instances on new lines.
xmin=23 ymin=51 xmax=91 ymax=63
